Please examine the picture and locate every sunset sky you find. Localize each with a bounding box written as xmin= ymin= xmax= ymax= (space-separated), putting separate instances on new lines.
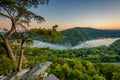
xmin=0 ymin=0 xmax=120 ymax=30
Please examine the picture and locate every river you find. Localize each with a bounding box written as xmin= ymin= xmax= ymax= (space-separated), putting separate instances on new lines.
xmin=102 ymin=62 xmax=120 ymax=65
xmin=31 ymin=38 xmax=120 ymax=50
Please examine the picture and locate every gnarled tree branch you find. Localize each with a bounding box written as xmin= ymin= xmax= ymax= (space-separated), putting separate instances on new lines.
xmin=0 ymin=12 xmax=12 ymax=20
xmin=3 ymin=6 xmax=13 ymax=18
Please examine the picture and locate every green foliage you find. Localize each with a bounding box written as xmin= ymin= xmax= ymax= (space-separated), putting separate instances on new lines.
xmin=96 ymin=64 xmax=120 ymax=80
xmin=52 ymin=25 xmax=58 ymax=31
xmin=47 ymin=58 xmax=108 ymax=80
xmin=92 ymin=74 xmax=106 ymax=80
xmin=47 ymin=42 xmax=120 ymax=62
xmin=112 ymin=72 xmax=120 ymax=80
xmin=0 ymin=55 xmax=17 ymax=75
xmin=28 ymin=27 xmax=63 ymax=40
xmin=24 ymin=47 xmax=50 ymax=68
xmin=109 ymin=39 xmax=120 ymax=55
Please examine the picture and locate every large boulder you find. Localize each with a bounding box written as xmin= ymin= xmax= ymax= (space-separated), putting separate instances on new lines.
xmin=10 ymin=69 xmax=29 ymax=80
xmin=0 ymin=62 xmax=52 ymax=80
xmin=0 ymin=76 xmax=8 ymax=80
xmin=46 ymin=74 xmax=60 ymax=80
xmin=0 ymin=75 xmax=4 ymax=79
xmin=22 ymin=62 xmax=52 ymax=80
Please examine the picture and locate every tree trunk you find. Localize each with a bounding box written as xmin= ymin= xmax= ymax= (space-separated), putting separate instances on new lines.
xmin=18 ymin=42 xmax=24 ymax=71
xmin=4 ymin=38 xmax=16 ymax=62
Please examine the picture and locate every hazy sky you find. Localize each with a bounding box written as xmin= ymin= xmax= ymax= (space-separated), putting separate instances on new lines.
xmin=1 ymin=0 xmax=120 ymax=30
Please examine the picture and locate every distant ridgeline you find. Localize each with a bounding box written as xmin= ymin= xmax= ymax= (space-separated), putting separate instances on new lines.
xmin=30 ymin=27 xmax=120 ymax=46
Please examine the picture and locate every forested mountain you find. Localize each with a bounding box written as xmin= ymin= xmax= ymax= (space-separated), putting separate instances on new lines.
xmin=60 ymin=27 xmax=120 ymax=46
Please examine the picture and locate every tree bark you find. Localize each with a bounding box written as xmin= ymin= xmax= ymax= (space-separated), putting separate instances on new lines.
xmin=18 ymin=40 xmax=25 ymax=71
xmin=0 ymin=26 xmax=16 ymax=62
xmin=3 ymin=20 xmax=17 ymax=62
xmin=4 ymin=38 xmax=16 ymax=62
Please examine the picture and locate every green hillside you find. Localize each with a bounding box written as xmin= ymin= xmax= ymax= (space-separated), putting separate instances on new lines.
xmin=60 ymin=27 xmax=120 ymax=46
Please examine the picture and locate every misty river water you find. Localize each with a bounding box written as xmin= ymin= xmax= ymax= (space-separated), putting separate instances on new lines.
xmin=31 ymin=38 xmax=120 ymax=50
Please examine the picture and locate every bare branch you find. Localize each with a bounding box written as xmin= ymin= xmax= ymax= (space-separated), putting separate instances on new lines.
xmin=6 ymin=24 xmax=15 ymax=39
xmin=3 ymin=6 xmax=13 ymax=18
xmin=0 ymin=12 xmax=12 ymax=20
xmin=15 ymin=13 xmax=23 ymax=22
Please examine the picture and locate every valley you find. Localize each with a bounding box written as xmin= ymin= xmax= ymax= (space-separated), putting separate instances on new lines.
xmin=31 ymin=38 xmax=120 ymax=50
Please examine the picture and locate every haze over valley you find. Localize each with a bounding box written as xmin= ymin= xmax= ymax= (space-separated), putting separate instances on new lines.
xmin=31 ymin=38 xmax=119 ymax=50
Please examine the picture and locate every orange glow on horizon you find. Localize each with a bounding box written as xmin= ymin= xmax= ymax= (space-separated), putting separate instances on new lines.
xmin=0 ymin=20 xmax=120 ymax=30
